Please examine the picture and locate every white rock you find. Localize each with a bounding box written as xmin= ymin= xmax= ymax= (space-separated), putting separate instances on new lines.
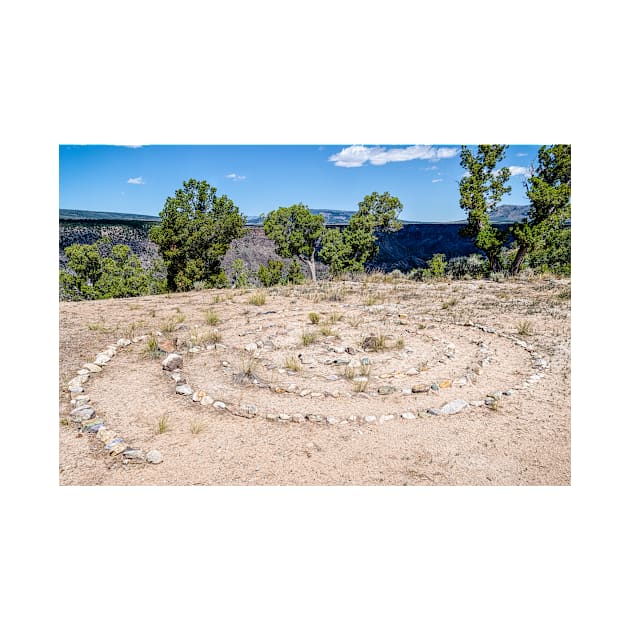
xmin=244 ymin=343 xmax=258 ymax=353
xmin=175 ymin=384 xmax=193 ymax=395
xmin=379 ymin=414 xmax=395 ymax=423
xmin=401 ymin=412 xmax=416 ymax=420
xmin=364 ymin=415 xmax=377 ymax=423
xmin=76 ymin=368 xmax=90 ymax=376
xmin=200 ymin=396 xmax=214 ymax=406
xmin=117 ymin=338 xmax=132 ymax=346
xmin=82 ymin=363 xmax=102 ymax=373
xmin=94 ymin=353 xmax=111 ymax=366
xmin=145 ymin=450 xmax=163 ymax=464
xmin=326 ymin=416 xmax=339 ymax=424
xmin=440 ymin=399 xmax=469 ymax=415
xmin=162 ymin=353 xmax=183 ymax=371
xmin=213 ymin=401 xmax=226 ymax=409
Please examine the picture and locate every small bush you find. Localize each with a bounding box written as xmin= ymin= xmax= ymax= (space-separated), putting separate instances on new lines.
xmin=308 ymin=312 xmax=320 ymax=325
xmin=156 ymin=414 xmax=169 ymax=434
xmin=286 ymin=258 xmax=305 ymax=285
xmin=283 ymin=355 xmax=302 ymax=371
xmin=446 ymin=254 xmax=487 ymax=279
xmin=258 ymin=260 xmax=284 ymax=287
xmin=205 ymin=310 xmax=220 ymax=326
xmin=248 ymin=291 xmax=266 ymax=306
xmin=301 ymin=330 xmax=319 ymax=346
xmin=517 ymin=320 xmax=534 ymax=336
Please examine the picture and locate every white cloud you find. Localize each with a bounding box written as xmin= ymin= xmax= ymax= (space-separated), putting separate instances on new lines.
xmin=431 ymin=178 xmax=443 ymax=183
xmin=127 ymin=176 xmax=144 ymax=184
xmin=329 ymin=145 xmax=459 ymax=168
xmin=516 ymin=152 xmax=527 ymax=157
xmin=225 ymin=173 xmax=246 ymax=181
xmin=507 ymin=165 xmax=533 ymax=177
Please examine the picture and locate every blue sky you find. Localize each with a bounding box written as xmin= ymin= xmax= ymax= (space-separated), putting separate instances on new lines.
xmin=59 ymin=144 xmax=541 ymax=222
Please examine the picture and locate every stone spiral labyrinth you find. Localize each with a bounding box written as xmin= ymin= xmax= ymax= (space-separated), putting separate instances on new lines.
xmin=67 ymin=298 xmax=551 ymax=462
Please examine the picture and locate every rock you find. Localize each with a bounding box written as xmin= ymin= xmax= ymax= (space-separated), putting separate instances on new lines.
xmin=440 ymin=399 xmax=469 ymax=415
xmin=67 ymin=375 xmax=88 ymax=390
xmin=188 ymin=346 xmax=201 ymax=353
xmin=333 ymin=358 xmax=350 ymax=365
xmin=332 ymin=346 xmax=346 ymax=353
xmin=439 ymin=379 xmax=453 ymax=389
xmin=122 ymin=449 xmax=145 ymax=462
xmin=70 ymin=406 xmax=95 ymax=421
xmin=68 ymin=386 xmax=84 ymax=394
xmin=361 ymin=357 xmax=370 ymax=366
xmin=82 ymin=363 xmax=102 ymax=373
xmin=145 ymin=450 xmax=163 ymax=464
xmin=273 ymin=386 xmax=287 ymax=394
xmin=299 ymin=390 xmax=312 ymax=397
xmin=326 ymin=375 xmax=339 ymax=381
xmin=277 ymin=414 xmax=291 ymax=423
xmin=76 ymin=368 xmax=90 ymax=376
xmin=191 ymin=390 xmax=206 ymax=402
xmin=103 ymin=347 xmax=117 ymax=358
xmin=298 ymin=354 xmax=315 ymax=365
xmin=326 ymin=416 xmax=339 ymax=424
xmin=213 ymin=401 xmax=226 ymax=409
xmin=117 ymin=338 xmax=132 ymax=347
xmin=96 ymin=427 xmax=117 ymax=443
xmin=105 ymin=437 xmax=125 ymax=452
xmin=238 ymin=403 xmax=257 ymax=418
xmin=170 ymin=372 xmax=184 ymax=383
xmin=132 ymin=335 xmax=147 ymax=343
xmin=307 ymin=414 xmax=325 ymax=423
xmin=454 ymin=376 xmax=468 ymax=386
xmin=402 ymin=388 xmax=412 ymax=395
xmin=430 ymin=384 xmax=439 ymax=392
xmin=244 ymin=342 xmax=258 ymax=353
xmin=162 ymin=353 xmax=183 ymax=371
xmin=81 ymin=419 xmax=104 ymax=432
xmin=406 ymin=368 xmax=419 ymax=375
xmin=345 ymin=346 xmax=357 ymax=355
xmin=175 ymin=384 xmax=193 ymax=395
xmin=291 ymin=414 xmax=306 ymax=423
xmin=427 ymin=408 xmax=441 ymax=415
xmin=200 ymin=396 xmax=214 ymax=406
xmin=412 ymin=384 xmax=430 ymax=393
xmin=378 ymin=386 xmax=396 ymax=395
xmin=94 ymin=353 xmax=111 ymax=366
xmin=71 ymin=394 xmax=90 ymax=405
xmin=364 ymin=415 xmax=377 ymax=423
xmin=310 ymin=392 xmax=323 ymax=398
xmin=401 ymin=412 xmax=416 ymax=420
xmin=379 ymin=414 xmax=395 ymax=422
xmin=470 ymin=400 xmax=485 ymax=407
xmin=503 ymin=389 xmax=515 ymax=396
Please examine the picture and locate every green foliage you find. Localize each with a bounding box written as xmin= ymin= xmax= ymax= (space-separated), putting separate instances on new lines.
xmin=60 ymin=239 xmax=152 ymax=300
xmin=286 ymin=258 xmax=305 ymax=284
xmin=149 ymin=179 xmax=246 ymax=292
xmin=319 ymin=192 xmax=403 ymax=275
xmin=511 ymin=145 xmax=571 ymax=275
xmin=445 ymin=254 xmax=487 ymax=279
xmin=426 ymin=253 xmax=446 ymax=278
xmin=459 ymin=145 xmax=512 ymax=271
xmin=257 ymin=259 xmax=285 ymax=287
xmin=263 ymin=203 xmax=325 ymax=281
xmin=231 ymin=258 xmax=250 ymax=288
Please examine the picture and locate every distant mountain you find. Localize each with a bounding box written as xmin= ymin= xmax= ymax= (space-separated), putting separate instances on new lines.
xmin=246 ymin=209 xmax=356 ymax=225
xmin=60 ymin=208 xmax=160 ymax=222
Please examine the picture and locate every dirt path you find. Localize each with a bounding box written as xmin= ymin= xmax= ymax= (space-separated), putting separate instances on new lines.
xmin=59 ymin=276 xmax=570 ymax=485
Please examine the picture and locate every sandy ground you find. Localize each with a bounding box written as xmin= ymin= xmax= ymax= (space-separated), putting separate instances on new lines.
xmin=59 ymin=275 xmax=570 ymax=485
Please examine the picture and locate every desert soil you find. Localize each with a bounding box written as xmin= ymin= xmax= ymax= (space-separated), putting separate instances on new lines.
xmin=59 ymin=276 xmax=570 ymax=485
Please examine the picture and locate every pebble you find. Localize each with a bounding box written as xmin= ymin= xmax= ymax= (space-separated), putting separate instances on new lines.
xmin=162 ymin=353 xmax=183 ymax=371
xmin=96 ymin=428 xmax=117 ymax=443
xmin=402 ymin=388 xmax=413 ymax=395
xmin=326 ymin=416 xmax=339 ymax=424
xmin=82 ymin=363 xmax=102 ymax=373
xmin=117 ymin=338 xmax=132 ymax=347
xmin=76 ymin=368 xmax=90 ymax=376
xmin=379 ymin=414 xmax=395 ymax=423
xmin=401 ymin=412 xmax=416 ymax=420
xmin=440 ymin=399 xmax=469 ymax=414
xmin=378 ymin=386 xmax=396 ymax=395
xmin=238 ymin=403 xmax=257 ymax=417
xmin=427 ymin=408 xmax=441 ymax=415
xmin=70 ymin=406 xmax=95 ymax=421
xmin=277 ymin=414 xmax=291 ymax=422
xmin=307 ymin=414 xmax=325 ymax=423
xmin=175 ymin=384 xmax=193 ymax=395
xmin=122 ymin=449 xmax=145 ymax=462
xmin=200 ymin=396 xmax=214 ymax=406
xmin=439 ymin=379 xmax=453 ymax=389
xmin=364 ymin=415 xmax=377 ymax=423
xmin=412 ymin=384 xmax=430 ymax=393
xmin=145 ymin=450 xmax=163 ymax=464
xmin=326 ymin=375 xmax=339 ymax=381
xmin=291 ymin=414 xmax=306 ymax=423
xmin=299 ymin=390 xmax=312 ymax=397
xmin=81 ymin=420 xmax=104 ymax=433
xmin=244 ymin=342 xmax=258 ymax=353
xmin=212 ymin=401 xmax=226 ymax=409
xmin=191 ymin=390 xmax=206 ymax=402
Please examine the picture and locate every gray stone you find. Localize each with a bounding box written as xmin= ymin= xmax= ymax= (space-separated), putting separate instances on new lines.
xmin=70 ymin=406 xmax=95 ymax=421
xmin=427 ymin=408 xmax=441 ymax=415
xmin=440 ymin=399 xmax=469 ymax=415
xmin=333 ymin=358 xmax=350 ymax=365
xmin=326 ymin=375 xmax=339 ymax=381
xmin=175 ymin=384 xmax=193 ymax=395
xmin=238 ymin=403 xmax=257 ymax=417
xmin=67 ymin=375 xmax=88 ymax=390
xmin=213 ymin=401 xmax=226 ymax=409
xmin=307 ymin=414 xmax=325 ymax=423
xmin=378 ymin=386 xmax=396 ymax=395
xmin=122 ymin=449 xmax=145 ymax=462
xmin=82 ymin=363 xmax=102 ymax=373
xmin=145 ymin=450 xmax=163 ymax=464
xmin=162 ymin=353 xmax=183 ymax=371
xmin=76 ymin=368 xmax=90 ymax=376
xmin=361 ymin=357 xmax=370 ymax=366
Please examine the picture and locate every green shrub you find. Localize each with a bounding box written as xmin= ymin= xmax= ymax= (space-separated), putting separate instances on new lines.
xmin=231 ymin=258 xmax=250 ymax=288
xmin=286 ymin=258 xmax=305 ymax=284
xmin=257 ymin=260 xmax=284 ymax=287
xmin=446 ymin=254 xmax=487 ymax=279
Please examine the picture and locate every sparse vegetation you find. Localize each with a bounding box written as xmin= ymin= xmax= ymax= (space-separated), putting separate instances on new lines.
xmin=283 ymin=355 xmax=302 ymax=372
xmin=156 ymin=414 xmax=169 ymax=434
xmin=301 ymin=330 xmax=319 ymax=346
xmin=205 ymin=310 xmax=220 ymax=326
xmin=144 ymin=335 xmax=161 ymax=359
xmin=517 ymin=320 xmax=534 ymax=336
xmin=248 ymin=291 xmax=266 ymax=306
xmin=190 ymin=420 xmax=205 ymax=434
xmin=308 ymin=312 xmax=320 ymax=325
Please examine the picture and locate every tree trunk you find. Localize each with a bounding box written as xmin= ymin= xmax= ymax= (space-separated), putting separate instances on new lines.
xmin=510 ymin=244 xmax=528 ymax=275
xmin=305 ymin=253 xmax=317 ymax=282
